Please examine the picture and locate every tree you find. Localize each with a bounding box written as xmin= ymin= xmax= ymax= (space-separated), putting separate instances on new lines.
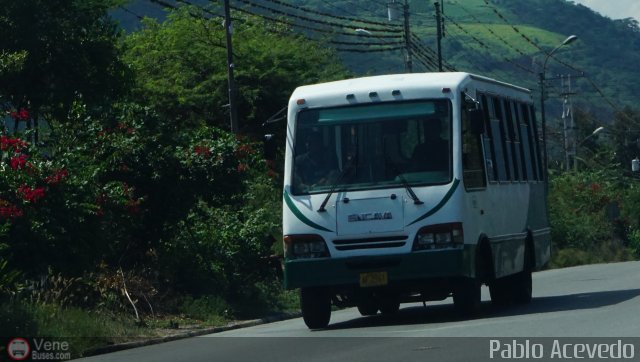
xmin=0 ymin=0 xmax=130 ymax=126
xmin=123 ymin=7 xmax=350 ymax=135
xmin=611 ymin=107 xmax=640 ymax=169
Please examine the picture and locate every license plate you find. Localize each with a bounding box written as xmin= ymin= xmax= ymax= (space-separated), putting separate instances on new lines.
xmin=359 ymin=271 xmax=388 ymax=287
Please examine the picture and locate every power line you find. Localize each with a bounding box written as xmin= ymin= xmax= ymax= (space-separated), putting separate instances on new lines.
xmin=229 ymin=3 xmax=401 ymax=39
xmin=450 ymin=1 xmax=530 ymax=59
xmin=335 ymin=46 xmax=405 ymax=53
xmin=409 ymin=44 xmax=439 ymax=71
xmin=119 ymin=5 xmax=145 ymax=20
xmin=261 ymin=0 xmax=400 ymax=30
xmin=443 ymin=14 xmax=535 ymax=74
xmin=235 ymin=0 xmax=402 ymax=34
xmin=411 ymin=34 xmax=456 ymax=71
xmin=481 ymin=0 xmax=580 ymax=74
xmin=318 ymin=0 xmax=359 ymax=17
xmin=328 ymin=39 xmax=404 ymax=46
xmin=342 ymin=0 xmax=389 ymax=20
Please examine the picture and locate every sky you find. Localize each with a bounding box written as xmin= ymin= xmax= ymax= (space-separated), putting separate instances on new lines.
xmin=570 ymin=0 xmax=640 ymax=22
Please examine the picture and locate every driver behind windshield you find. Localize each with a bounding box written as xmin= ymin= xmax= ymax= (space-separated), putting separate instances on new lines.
xmin=410 ymin=119 xmax=449 ymax=172
xmin=294 ymin=132 xmax=338 ymax=190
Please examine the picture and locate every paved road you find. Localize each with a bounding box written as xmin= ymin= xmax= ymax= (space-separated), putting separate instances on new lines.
xmin=80 ymin=262 xmax=640 ymax=361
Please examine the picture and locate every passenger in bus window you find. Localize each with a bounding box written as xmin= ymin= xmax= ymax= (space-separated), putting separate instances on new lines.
xmin=294 ymin=134 xmax=338 ymax=189
xmin=410 ymin=120 xmax=448 ymax=172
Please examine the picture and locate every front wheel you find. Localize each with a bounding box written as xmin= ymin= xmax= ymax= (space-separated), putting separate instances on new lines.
xmin=357 ymin=299 xmax=379 ymax=316
xmin=301 ymin=288 xmax=331 ymax=329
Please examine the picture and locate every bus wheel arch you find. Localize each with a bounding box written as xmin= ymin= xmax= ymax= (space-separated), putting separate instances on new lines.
xmin=453 ymin=235 xmax=491 ymax=316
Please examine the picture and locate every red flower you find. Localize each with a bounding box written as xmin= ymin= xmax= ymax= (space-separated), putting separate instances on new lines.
xmin=194 ymin=145 xmax=211 ymax=157
xmin=236 ymin=144 xmax=254 ymax=158
xmin=45 ymin=169 xmax=69 ymax=185
xmin=591 ymin=183 xmax=601 ymax=192
xmin=0 ymin=205 xmax=23 ymax=219
xmin=1 ymin=136 xmax=28 ymax=152
xmin=9 ymin=108 xmax=29 ymax=121
xmin=237 ymin=163 xmax=249 ymax=172
xmin=17 ymin=184 xmax=46 ymax=203
xmin=10 ymin=154 xmax=28 ymax=170
xmin=18 ymin=108 xmax=29 ymax=120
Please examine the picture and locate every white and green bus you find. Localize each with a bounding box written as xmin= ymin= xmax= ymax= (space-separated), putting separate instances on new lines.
xmin=281 ymin=72 xmax=550 ymax=329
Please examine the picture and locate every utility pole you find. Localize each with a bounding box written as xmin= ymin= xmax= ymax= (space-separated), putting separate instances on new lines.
xmin=224 ymin=0 xmax=239 ymax=134
xmin=388 ymin=1 xmax=412 ymax=72
xmin=434 ymin=1 xmax=443 ymax=72
xmin=560 ymin=74 xmax=576 ymax=170
xmin=403 ymin=0 xmax=413 ymax=73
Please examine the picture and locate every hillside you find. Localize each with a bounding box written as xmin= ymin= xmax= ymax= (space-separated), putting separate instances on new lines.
xmin=113 ymin=0 xmax=640 ymax=121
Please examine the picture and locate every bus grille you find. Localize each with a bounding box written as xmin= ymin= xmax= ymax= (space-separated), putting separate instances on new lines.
xmin=332 ymin=235 xmax=408 ymax=251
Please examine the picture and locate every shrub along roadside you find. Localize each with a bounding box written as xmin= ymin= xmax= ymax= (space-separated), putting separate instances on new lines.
xmin=548 ymin=169 xmax=639 ymax=268
xmin=1 ymin=102 xmax=286 ymax=353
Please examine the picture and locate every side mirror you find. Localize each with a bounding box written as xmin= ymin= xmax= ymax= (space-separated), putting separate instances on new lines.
xmin=263 ymin=134 xmax=277 ymax=161
xmin=468 ymin=109 xmax=485 ymax=135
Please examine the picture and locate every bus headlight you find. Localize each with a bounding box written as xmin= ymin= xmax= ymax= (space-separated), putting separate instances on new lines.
xmin=284 ymin=234 xmax=330 ymax=259
xmin=413 ymin=223 xmax=463 ymax=250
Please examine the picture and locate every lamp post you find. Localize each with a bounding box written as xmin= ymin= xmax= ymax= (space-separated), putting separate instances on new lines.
xmin=574 ymin=126 xmax=604 ymax=171
xmin=539 ymin=34 xmax=578 ymax=179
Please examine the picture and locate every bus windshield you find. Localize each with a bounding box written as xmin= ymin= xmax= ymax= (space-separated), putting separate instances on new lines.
xmin=291 ymin=100 xmax=452 ymax=195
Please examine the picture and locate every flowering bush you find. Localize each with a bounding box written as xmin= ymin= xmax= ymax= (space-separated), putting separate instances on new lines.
xmin=0 ymin=102 xmax=283 ymax=312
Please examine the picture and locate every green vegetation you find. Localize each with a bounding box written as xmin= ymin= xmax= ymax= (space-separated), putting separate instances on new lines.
xmin=1 ymin=1 xmax=343 ymax=357
xmin=1 ymin=0 xmax=640 ymax=357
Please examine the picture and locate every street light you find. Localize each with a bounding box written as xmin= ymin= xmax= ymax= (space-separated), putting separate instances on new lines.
xmin=539 ymin=35 xmax=578 ymax=179
xmin=577 ymin=126 xmax=605 ymax=148
xmin=574 ymin=126 xmax=604 ymax=171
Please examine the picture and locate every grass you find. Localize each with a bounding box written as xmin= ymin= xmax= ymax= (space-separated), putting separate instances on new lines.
xmin=549 ymin=242 xmax=635 ymax=269
xmin=0 ymin=301 xmax=152 ymax=358
xmin=0 ymin=284 xmax=301 ymax=358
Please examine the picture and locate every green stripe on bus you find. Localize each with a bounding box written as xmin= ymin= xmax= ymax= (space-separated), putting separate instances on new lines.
xmin=407 ymin=178 xmax=460 ymax=227
xmin=284 ymin=190 xmax=334 ymax=232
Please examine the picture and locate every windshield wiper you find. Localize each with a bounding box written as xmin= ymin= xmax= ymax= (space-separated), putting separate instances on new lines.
xmin=317 ymin=164 xmax=355 ymax=212
xmin=388 ymin=162 xmax=423 ymax=205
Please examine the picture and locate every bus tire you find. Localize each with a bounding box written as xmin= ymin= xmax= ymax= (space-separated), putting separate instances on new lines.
xmin=301 ymin=287 xmax=331 ymax=329
xmin=453 ymin=278 xmax=481 ymax=316
xmin=379 ymin=298 xmax=400 ymax=315
xmin=357 ymin=299 xmax=379 ymax=316
xmin=512 ymin=241 xmax=533 ymax=304
xmin=489 ymin=278 xmax=512 ymax=306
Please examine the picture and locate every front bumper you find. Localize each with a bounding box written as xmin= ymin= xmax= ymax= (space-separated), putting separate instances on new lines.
xmin=284 ymin=246 xmax=475 ymax=289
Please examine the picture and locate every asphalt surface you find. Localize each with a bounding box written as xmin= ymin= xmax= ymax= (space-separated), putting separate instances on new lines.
xmin=78 ymin=261 xmax=640 ymax=361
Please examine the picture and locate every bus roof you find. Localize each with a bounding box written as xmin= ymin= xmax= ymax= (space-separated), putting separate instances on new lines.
xmin=291 ymin=72 xmax=531 ymax=102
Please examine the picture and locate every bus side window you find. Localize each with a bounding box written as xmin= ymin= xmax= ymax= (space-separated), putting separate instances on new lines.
xmin=518 ymin=103 xmax=536 ymax=181
xmin=506 ymin=100 xmax=524 ymax=181
xmin=489 ymin=96 xmax=510 ymax=182
xmin=529 ymin=104 xmax=544 ymax=180
xmin=480 ymin=94 xmax=496 ymax=182
xmin=462 ymin=96 xmax=486 ymax=190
